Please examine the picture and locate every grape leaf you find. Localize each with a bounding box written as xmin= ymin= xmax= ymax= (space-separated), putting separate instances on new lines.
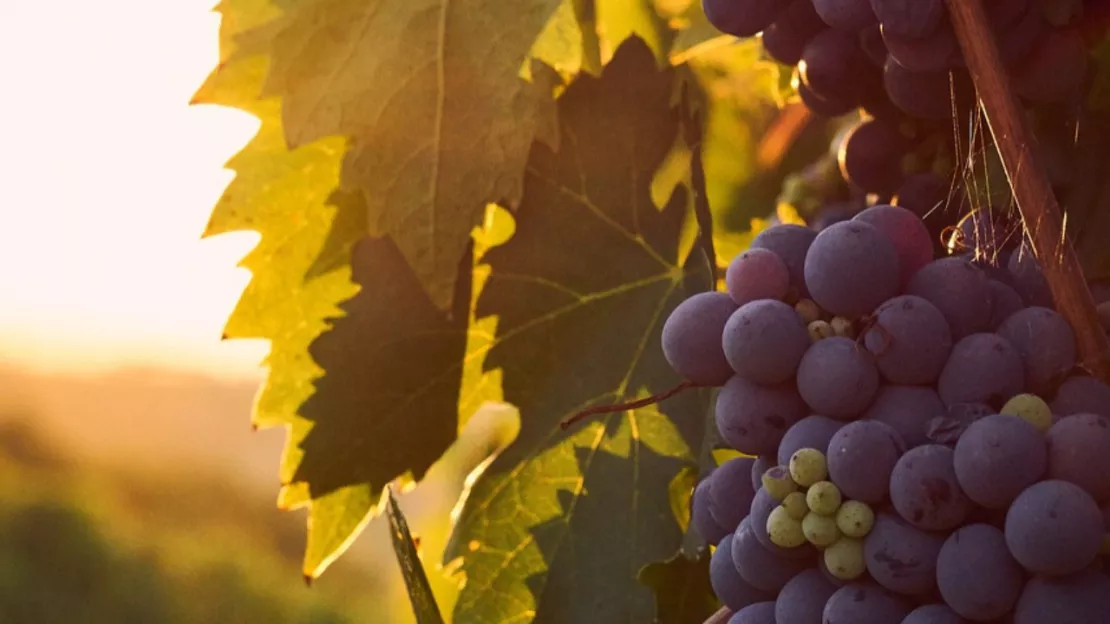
xmin=257 ymin=0 xmax=572 ymax=310
xmin=386 ymin=487 xmax=447 ymax=624
xmin=445 ymin=37 xmax=711 ymax=624
xmin=637 ymin=549 xmax=717 ymax=624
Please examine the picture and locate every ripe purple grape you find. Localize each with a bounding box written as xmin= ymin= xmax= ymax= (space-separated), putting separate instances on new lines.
xmin=1005 ymin=480 xmax=1103 ymax=575
xmin=870 ymin=0 xmax=944 ymax=38
xmin=937 ymin=333 xmax=1025 ymax=408
xmin=906 ymin=257 xmax=992 ymax=339
xmin=751 ymin=224 xmax=818 ymax=297
xmin=702 ymin=0 xmax=785 ymax=37
xmin=800 ymin=30 xmax=868 ymax=106
xmin=722 ymin=299 xmax=811 ymax=384
xmin=890 ymin=444 xmax=971 ymax=531
xmin=760 ymin=0 xmax=827 ymax=65
xmin=987 ymin=279 xmax=1024 ymax=330
xmin=883 ymin=57 xmax=956 ymax=120
xmin=774 ymin=568 xmax=838 ymax=623
xmin=1013 ymin=29 xmax=1087 ymax=104
xmin=1013 ymin=569 xmax=1110 ymax=624
xmin=954 ymin=414 xmax=1047 ymax=509
xmin=852 ymin=205 xmax=933 ymax=288
xmin=902 ymin=604 xmax=968 ymax=623
xmin=827 ymin=420 xmax=905 ymax=504
xmin=822 ymin=582 xmax=912 ymax=623
xmin=708 ymin=456 xmax=757 ymax=533
xmin=864 ymin=385 xmax=946 ymax=449
xmin=863 ymin=295 xmax=953 ymax=385
xmin=716 ymin=376 xmax=808 ymax=457
xmin=728 ymin=601 xmax=776 ymax=624
xmin=1052 ymin=376 xmax=1110 ymax=419
xmin=882 ymin=21 xmax=958 ymax=72
xmin=710 ymin=533 xmax=774 ymax=610
xmin=661 ymin=291 xmax=737 ymax=386
xmin=936 ymin=524 xmax=1024 ymax=620
xmin=692 ymin=478 xmax=729 ymax=545
xmin=863 ymin=512 xmax=944 ymax=596
xmin=836 ymin=119 xmax=910 ymax=196
xmin=805 ymin=221 xmax=901 ymax=318
xmin=997 ymin=306 xmax=1077 ymax=395
xmin=732 ymin=517 xmax=813 ymax=592
xmin=726 ymin=248 xmax=790 ymax=306
xmin=1046 ymin=413 xmax=1110 ymax=502
xmin=1007 ymin=246 xmax=1053 ymax=307
xmin=796 ymin=337 xmax=881 ymax=418
xmin=893 ymin=171 xmax=950 ymax=219
xmin=777 ymin=415 xmax=844 ymax=465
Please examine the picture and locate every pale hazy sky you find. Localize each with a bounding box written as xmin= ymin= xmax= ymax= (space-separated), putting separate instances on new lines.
xmin=0 ymin=0 xmax=268 ymax=378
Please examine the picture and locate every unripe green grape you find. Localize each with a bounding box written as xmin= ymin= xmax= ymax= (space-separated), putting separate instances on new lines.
xmin=803 ymin=511 xmax=841 ymax=547
xmin=824 ymin=537 xmax=866 ymax=580
xmin=830 ymin=316 xmax=854 ymax=338
xmin=808 ymin=320 xmax=834 ymax=342
xmin=835 ymin=500 xmax=875 ymax=538
xmin=789 ymin=448 xmax=828 ymax=487
xmin=767 ymin=505 xmax=807 ymax=548
xmin=782 ymin=491 xmax=809 ymax=521
xmin=796 ymin=299 xmax=822 ymax=324
xmin=762 ymin=465 xmax=799 ymax=501
xmin=1000 ymin=393 xmax=1053 ymax=432
xmin=806 ymin=480 xmax=842 ymax=516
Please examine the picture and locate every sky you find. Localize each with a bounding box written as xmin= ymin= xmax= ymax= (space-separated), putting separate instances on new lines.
xmin=0 ymin=0 xmax=267 ymax=379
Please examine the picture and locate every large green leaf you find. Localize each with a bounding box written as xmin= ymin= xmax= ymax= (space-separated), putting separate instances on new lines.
xmin=446 ymin=37 xmax=711 ymax=624
xmin=257 ymin=0 xmax=571 ymax=309
xmin=637 ymin=549 xmax=717 ymax=624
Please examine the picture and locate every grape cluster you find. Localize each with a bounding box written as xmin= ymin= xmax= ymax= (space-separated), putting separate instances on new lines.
xmin=669 ymin=207 xmax=1110 ymax=622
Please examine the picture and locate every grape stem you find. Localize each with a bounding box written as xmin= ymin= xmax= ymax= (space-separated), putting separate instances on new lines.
xmin=559 ymin=380 xmax=704 ymax=430
xmin=945 ymin=0 xmax=1110 ymax=382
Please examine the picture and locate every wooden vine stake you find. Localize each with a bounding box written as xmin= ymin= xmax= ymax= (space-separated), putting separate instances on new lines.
xmin=946 ymin=0 xmax=1110 ymax=381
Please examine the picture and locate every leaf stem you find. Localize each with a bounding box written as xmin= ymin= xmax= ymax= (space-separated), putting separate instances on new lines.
xmin=559 ymin=380 xmax=704 ymax=430
xmin=945 ymin=0 xmax=1110 ymax=382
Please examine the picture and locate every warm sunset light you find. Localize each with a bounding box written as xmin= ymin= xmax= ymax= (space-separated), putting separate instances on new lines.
xmin=0 ymin=0 xmax=265 ymax=378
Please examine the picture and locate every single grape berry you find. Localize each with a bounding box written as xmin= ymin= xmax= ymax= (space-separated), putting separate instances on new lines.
xmin=782 ymin=491 xmax=809 ymax=521
xmin=661 ymin=291 xmax=738 ymax=385
xmin=778 ymin=415 xmax=843 ymax=465
xmin=863 ymin=512 xmax=944 ymax=596
xmin=836 ymin=500 xmax=875 ymax=538
xmin=807 ymin=481 xmax=843 ymax=516
xmin=762 ymin=465 xmax=800 ymax=502
xmin=953 ymin=414 xmax=1047 ymax=509
xmin=890 ymin=444 xmax=971 ymax=531
xmin=1052 ymin=375 xmax=1110 ymax=419
xmin=1005 ymin=480 xmax=1103 ymax=576
xmin=768 ymin=505 xmax=808 ymax=548
xmin=1046 ymin=413 xmax=1110 ymax=502
xmin=1012 ymin=569 xmax=1110 ymax=624
xmin=775 ymin=568 xmax=838 ymax=624
xmin=796 ymin=337 xmax=880 ymax=418
xmin=827 ymin=420 xmax=905 ymax=504
xmin=823 ymin=538 xmax=867 ymax=581
xmin=716 ymin=377 xmax=807 ymax=457
xmin=726 ymin=248 xmax=791 ymax=306
xmin=1000 ymin=393 xmax=1053 ymax=432
xmin=936 ymin=523 xmax=1023 ymax=620
xmin=751 ymin=224 xmax=817 ymax=297
xmin=822 ymin=582 xmax=911 ymax=623
xmin=722 ymin=299 xmax=812 ymax=384
xmin=804 ymin=220 xmax=901 ymax=318
xmin=789 ymin=448 xmax=828 ymax=487
xmin=863 ymin=295 xmax=953 ymax=385
xmin=803 ymin=511 xmax=842 ymax=547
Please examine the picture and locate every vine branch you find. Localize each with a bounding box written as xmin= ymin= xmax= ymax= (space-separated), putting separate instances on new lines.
xmin=704 ymin=606 xmax=732 ymax=624
xmin=559 ymin=380 xmax=703 ymax=430
xmin=945 ymin=0 xmax=1110 ymax=382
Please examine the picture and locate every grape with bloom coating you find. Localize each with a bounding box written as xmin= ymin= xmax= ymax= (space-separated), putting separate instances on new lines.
xmin=1005 ymin=480 xmax=1103 ymax=575
xmin=997 ymin=306 xmax=1077 ymax=395
xmin=1000 ymin=393 xmax=1053 ymax=432
xmin=661 ymin=291 xmax=737 ymax=385
xmin=863 ymin=295 xmax=952 ymax=385
xmin=692 ymin=479 xmax=728 ymax=545
xmin=864 ymin=385 xmax=945 ymax=448
xmin=822 ymin=583 xmax=912 ymax=623
xmin=782 ymin=491 xmax=809 ymax=520
xmin=1013 ymin=569 xmax=1110 ymax=624
xmin=937 ymin=333 xmax=1025 ymax=408
xmin=762 ymin=465 xmax=799 ymax=502
xmin=863 ymin=513 xmax=944 ymax=596
xmin=890 ymin=444 xmax=971 ymax=531
xmin=953 ymin=414 xmax=1046 ymax=509
xmin=1046 ymin=413 xmax=1110 ymax=502
xmin=797 ymin=337 xmax=880 ymax=418
xmin=823 ymin=538 xmax=866 ymax=581
xmin=936 ymin=523 xmax=1023 ymax=620
xmin=1051 ymin=375 xmax=1110 ymax=419
xmin=778 ymin=415 xmax=843 ymax=465
xmin=835 ymin=500 xmax=875 ymax=538
xmin=803 ymin=512 xmax=841 ymax=547
xmin=775 ymin=568 xmax=838 ymax=624
xmin=807 ymin=481 xmax=843 ymax=516
xmin=710 ymin=534 xmax=773 ymax=611
xmin=716 ymin=377 xmax=807 ymax=457
xmin=723 ymin=299 xmax=812 ymax=384
xmin=752 ymin=224 xmax=817 ymax=297
xmin=827 ymin=420 xmax=905 ymax=504
xmin=906 ymin=257 xmax=991 ymax=339
xmin=726 ymin=248 xmax=791 ymax=306
xmin=804 ymin=221 xmax=900 ymax=318
xmin=767 ymin=505 xmax=807 ymax=548
xmin=728 ymin=601 xmax=777 ymax=624
xmin=852 ymin=204 xmax=933 ymax=288
xmin=789 ymin=448 xmax=828 ymax=487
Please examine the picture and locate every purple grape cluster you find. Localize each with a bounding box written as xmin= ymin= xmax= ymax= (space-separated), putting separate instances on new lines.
xmin=670 ymin=206 xmax=1110 ymax=622
xmin=702 ymin=0 xmax=1089 ymax=123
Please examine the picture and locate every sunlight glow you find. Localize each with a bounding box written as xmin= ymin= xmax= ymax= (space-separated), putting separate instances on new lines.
xmin=0 ymin=0 xmax=267 ymax=378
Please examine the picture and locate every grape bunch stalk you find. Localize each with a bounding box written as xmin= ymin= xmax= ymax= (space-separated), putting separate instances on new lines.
xmin=661 ymin=202 xmax=1110 ymax=622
